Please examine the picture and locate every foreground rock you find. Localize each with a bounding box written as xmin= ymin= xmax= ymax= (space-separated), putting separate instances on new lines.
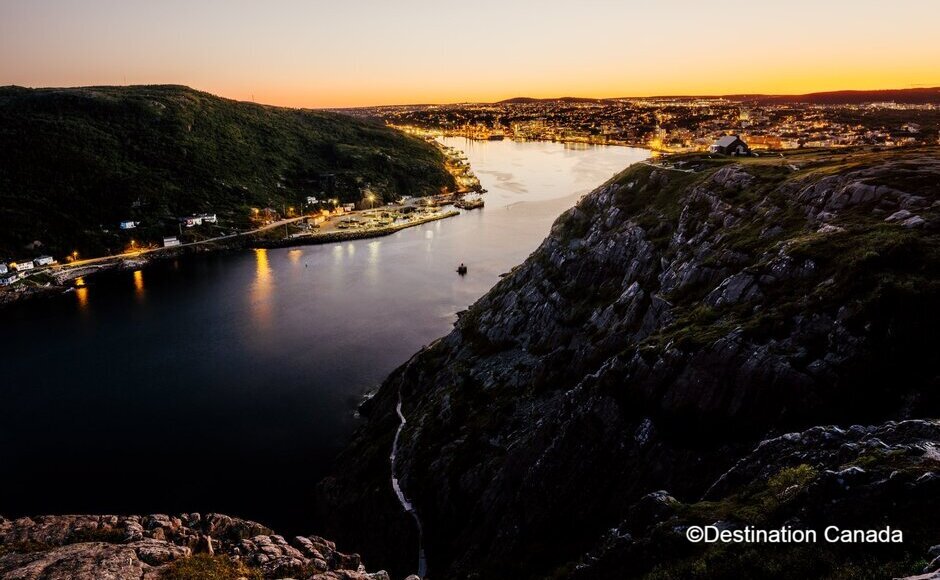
xmin=319 ymin=147 xmax=939 ymax=578
xmin=0 ymin=513 xmax=392 ymax=579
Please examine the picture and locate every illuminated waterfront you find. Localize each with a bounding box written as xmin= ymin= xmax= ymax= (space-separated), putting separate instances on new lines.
xmin=0 ymin=139 xmax=647 ymax=534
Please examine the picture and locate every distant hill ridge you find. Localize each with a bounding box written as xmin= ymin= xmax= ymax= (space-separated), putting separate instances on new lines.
xmin=0 ymin=84 xmax=454 ymax=257
xmin=495 ymin=87 xmax=940 ymax=105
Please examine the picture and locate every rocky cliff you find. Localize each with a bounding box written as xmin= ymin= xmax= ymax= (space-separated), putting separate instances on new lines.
xmin=319 ymin=147 xmax=940 ymax=579
xmin=0 ymin=513 xmax=398 ymax=579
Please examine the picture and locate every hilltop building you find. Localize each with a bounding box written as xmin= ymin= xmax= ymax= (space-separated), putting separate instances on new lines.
xmin=710 ymin=135 xmax=750 ymax=155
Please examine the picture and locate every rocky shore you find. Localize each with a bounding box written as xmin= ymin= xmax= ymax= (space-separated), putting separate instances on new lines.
xmin=0 ymin=513 xmax=407 ymax=580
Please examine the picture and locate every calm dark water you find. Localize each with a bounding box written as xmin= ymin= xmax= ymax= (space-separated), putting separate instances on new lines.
xmin=0 ymin=139 xmax=647 ymax=534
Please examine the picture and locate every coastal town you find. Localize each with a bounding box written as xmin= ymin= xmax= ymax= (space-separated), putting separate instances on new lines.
xmin=4 ymin=91 xmax=938 ymax=301
xmin=342 ymin=94 xmax=940 ymax=153
xmin=0 ymin=142 xmax=483 ymax=300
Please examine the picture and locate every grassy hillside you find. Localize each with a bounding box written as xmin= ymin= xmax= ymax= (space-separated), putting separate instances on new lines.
xmin=0 ymin=85 xmax=455 ymax=258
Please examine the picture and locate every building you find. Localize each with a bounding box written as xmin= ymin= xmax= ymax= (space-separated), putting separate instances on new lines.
xmin=0 ymin=263 xmax=7 ymax=275
xmin=181 ymin=216 xmax=203 ymax=227
xmin=11 ymin=260 xmax=34 ymax=272
xmin=33 ymin=256 xmax=54 ymax=267
xmin=163 ymin=237 xmax=181 ymax=247
xmin=199 ymin=213 xmax=218 ymax=223
xmin=119 ymin=221 xmax=137 ymax=230
xmin=0 ymin=273 xmax=22 ymax=286
xmin=709 ymin=135 xmax=750 ymax=155
xmin=342 ymin=203 xmax=355 ymax=212
xmin=306 ymin=196 xmax=318 ymax=205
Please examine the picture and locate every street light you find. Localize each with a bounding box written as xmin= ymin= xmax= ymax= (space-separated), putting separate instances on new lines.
xmin=367 ymin=193 xmax=376 ymax=210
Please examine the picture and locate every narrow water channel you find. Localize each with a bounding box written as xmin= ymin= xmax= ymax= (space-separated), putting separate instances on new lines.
xmin=0 ymin=138 xmax=648 ymax=536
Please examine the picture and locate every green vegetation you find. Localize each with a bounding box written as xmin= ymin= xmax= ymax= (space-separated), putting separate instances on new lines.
xmin=766 ymin=464 xmax=817 ymax=498
xmin=0 ymin=85 xmax=455 ymax=258
xmin=161 ymin=554 xmax=262 ymax=580
xmin=605 ymin=148 xmax=940 ymax=354
xmin=678 ymin=464 xmax=818 ymax=526
xmin=645 ymin=544 xmax=924 ymax=580
xmin=647 ymin=461 xmax=929 ymax=580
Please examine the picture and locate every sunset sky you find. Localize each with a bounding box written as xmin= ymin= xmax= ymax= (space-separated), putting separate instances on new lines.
xmin=2 ymin=0 xmax=939 ymax=108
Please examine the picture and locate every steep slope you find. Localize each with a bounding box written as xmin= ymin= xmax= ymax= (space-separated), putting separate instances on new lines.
xmin=319 ymin=147 xmax=939 ymax=579
xmin=0 ymin=85 xmax=454 ymax=257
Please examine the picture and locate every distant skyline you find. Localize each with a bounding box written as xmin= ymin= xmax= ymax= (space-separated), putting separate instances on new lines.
xmin=2 ymin=0 xmax=939 ymax=108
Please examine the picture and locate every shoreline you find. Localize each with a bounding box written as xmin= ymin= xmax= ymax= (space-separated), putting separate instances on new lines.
xmin=258 ymin=209 xmax=459 ymax=249
xmin=0 ymin=209 xmax=461 ymax=309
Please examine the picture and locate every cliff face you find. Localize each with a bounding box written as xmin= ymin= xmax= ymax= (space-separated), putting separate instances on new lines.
xmin=319 ymin=147 xmax=940 ymax=579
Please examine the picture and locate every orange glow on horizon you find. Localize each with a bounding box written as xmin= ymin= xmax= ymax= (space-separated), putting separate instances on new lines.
xmin=1 ymin=1 xmax=938 ymax=109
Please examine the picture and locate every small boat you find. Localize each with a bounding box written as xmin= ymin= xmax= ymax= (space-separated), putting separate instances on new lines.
xmin=456 ymin=263 xmax=468 ymax=275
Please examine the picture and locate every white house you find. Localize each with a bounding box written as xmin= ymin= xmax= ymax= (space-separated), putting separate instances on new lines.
xmin=306 ymin=196 xmax=318 ymax=205
xmin=11 ymin=260 xmax=34 ymax=272
xmin=119 ymin=221 xmax=137 ymax=230
xmin=34 ymin=256 xmax=55 ymax=267
xmin=0 ymin=263 xmax=7 ymax=275
xmin=709 ymin=135 xmax=750 ymax=155
xmin=163 ymin=236 xmax=181 ymax=247
xmin=182 ymin=216 xmax=203 ymax=227
xmin=0 ymin=273 xmax=22 ymax=286
xmin=342 ymin=203 xmax=355 ymax=212
xmin=199 ymin=213 xmax=218 ymax=223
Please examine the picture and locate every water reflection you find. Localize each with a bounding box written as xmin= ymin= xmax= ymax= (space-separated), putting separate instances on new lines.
xmin=288 ymin=249 xmax=302 ymax=264
xmin=1 ymin=138 xmax=650 ymax=537
xmin=133 ymin=270 xmax=144 ymax=299
xmin=365 ymin=241 xmax=381 ymax=282
xmin=367 ymin=241 xmax=381 ymax=265
xmin=75 ymin=277 xmax=88 ymax=309
xmin=252 ymin=249 xmax=273 ymax=328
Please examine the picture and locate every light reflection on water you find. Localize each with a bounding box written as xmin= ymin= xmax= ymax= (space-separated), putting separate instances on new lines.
xmin=252 ymin=248 xmax=273 ymax=328
xmin=133 ymin=270 xmax=144 ymax=299
xmin=75 ymin=277 xmax=88 ymax=309
xmin=1 ymin=138 xmax=649 ymax=536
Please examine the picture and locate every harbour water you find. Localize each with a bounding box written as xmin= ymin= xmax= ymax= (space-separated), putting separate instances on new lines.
xmin=0 ymin=138 xmax=648 ymax=534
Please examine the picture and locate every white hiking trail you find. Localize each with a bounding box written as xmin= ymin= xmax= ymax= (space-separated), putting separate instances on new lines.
xmin=391 ymin=386 xmax=427 ymax=578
